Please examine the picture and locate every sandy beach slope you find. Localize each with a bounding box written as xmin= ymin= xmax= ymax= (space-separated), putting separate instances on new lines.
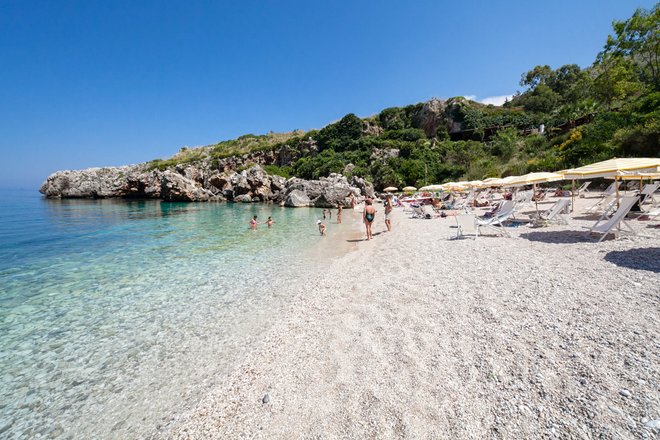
xmin=158 ymin=196 xmax=659 ymax=439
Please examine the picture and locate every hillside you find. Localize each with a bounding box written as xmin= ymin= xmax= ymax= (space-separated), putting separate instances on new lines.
xmin=140 ymin=5 xmax=658 ymax=191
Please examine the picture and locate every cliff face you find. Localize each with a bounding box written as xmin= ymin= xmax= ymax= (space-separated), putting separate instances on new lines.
xmin=40 ymin=163 xmax=375 ymax=207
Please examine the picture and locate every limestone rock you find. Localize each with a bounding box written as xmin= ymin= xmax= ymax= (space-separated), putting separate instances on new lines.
xmin=233 ymin=194 xmax=253 ymax=203
xmin=160 ymin=170 xmax=214 ymax=202
xmin=284 ymin=190 xmax=311 ymax=207
xmin=39 ymin=167 xmax=132 ymax=198
xmin=413 ymin=97 xmax=446 ymax=137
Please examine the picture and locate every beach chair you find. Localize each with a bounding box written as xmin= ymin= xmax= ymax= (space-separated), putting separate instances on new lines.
xmin=585 ymin=193 xmax=617 ymax=213
xmin=529 ymin=198 xmax=570 ymax=226
xmin=410 ymin=204 xmax=425 ymax=219
xmin=640 ymin=183 xmax=659 ymax=207
xmin=454 ymin=214 xmax=478 ymax=239
xmin=588 ymin=196 xmax=639 ymax=242
xmin=602 ymin=181 xmax=620 ymax=197
xmin=576 ymin=181 xmax=591 ymax=197
xmin=476 ymin=201 xmax=516 ymax=237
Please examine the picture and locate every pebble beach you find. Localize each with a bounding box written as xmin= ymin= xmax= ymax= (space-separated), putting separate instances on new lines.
xmin=157 ymin=195 xmax=660 ymax=439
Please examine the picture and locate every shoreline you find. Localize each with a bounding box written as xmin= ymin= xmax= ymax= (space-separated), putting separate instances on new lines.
xmin=156 ymin=195 xmax=660 ymax=439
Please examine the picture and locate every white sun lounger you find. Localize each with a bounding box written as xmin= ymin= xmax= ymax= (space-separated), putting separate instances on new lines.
xmin=476 ymin=201 xmax=516 ymax=237
xmin=588 ymin=196 xmax=639 ymax=242
xmin=529 ymin=198 xmax=570 ymax=226
xmin=585 ymin=193 xmax=617 ymax=213
xmin=576 ymin=181 xmax=591 ymax=197
xmin=410 ymin=205 xmax=426 ymax=219
xmin=454 ymin=214 xmax=479 ymax=239
xmin=640 ymin=183 xmax=659 ymax=207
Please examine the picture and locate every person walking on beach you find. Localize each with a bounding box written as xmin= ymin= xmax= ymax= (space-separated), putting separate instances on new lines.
xmin=249 ymin=215 xmax=258 ymax=229
xmin=337 ymin=205 xmax=342 ymax=224
xmin=384 ymin=195 xmax=393 ymax=232
xmin=363 ymin=198 xmax=376 ymax=240
xmin=317 ymin=220 xmax=326 ymax=236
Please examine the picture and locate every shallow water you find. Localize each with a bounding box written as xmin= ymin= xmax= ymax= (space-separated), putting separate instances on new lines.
xmin=0 ymin=190 xmax=358 ymax=439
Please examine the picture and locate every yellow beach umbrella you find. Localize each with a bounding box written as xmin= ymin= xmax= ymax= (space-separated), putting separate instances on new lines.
xmin=505 ymin=172 xmax=564 ymax=187
xmin=604 ymin=171 xmax=660 ymax=180
xmin=561 ymin=157 xmax=660 ymax=208
xmin=419 ymin=184 xmax=444 ymax=191
xmin=560 ymin=157 xmax=660 ymax=179
xmin=383 ymin=187 xmax=398 ymax=192
xmin=505 ymin=172 xmax=565 ymax=214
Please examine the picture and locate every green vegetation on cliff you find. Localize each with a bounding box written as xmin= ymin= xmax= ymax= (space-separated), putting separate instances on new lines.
xmin=149 ymin=5 xmax=659 ymax=189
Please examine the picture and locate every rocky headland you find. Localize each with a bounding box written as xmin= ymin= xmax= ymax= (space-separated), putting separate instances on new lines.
xmin=40 ymin=163 xmax=375 ymax=207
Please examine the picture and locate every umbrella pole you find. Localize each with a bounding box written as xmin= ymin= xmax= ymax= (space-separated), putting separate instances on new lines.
xmin=534 ymin=183 xmax=539 ymax=215
xmin=571 ymin=179 xmax=576 ymax=213
xmin=616 ymin=176 xmax=620 ymax=209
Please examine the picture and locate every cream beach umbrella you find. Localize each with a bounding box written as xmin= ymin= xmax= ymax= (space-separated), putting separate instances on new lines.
xmin=605 ymin=171 xmax=660 ymax=194
xmin=383 ymin=187 xmax=398 ymax=192
xmin=418 ymin=184 xmax=444 ymax=191
xmin=562 ymin=157 xmax=660 ymax=207
xmin=505 ymin=172 xmax=564 ymax=214
xmin=466 ymin=180 xmax=484 ymax=188
xmin=402 ymin=186 xmax=417 ymax=192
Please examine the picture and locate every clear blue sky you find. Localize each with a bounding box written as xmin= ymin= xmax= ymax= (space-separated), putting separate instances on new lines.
xmin=0 ymin=0 xmax=656 ymax=189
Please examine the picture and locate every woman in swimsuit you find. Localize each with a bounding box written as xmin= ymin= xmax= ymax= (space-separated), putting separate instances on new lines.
xmin=363 ymin=198 xmax=376 ymax=240
xmin=249 ymin=215 xmax=258 ymax=229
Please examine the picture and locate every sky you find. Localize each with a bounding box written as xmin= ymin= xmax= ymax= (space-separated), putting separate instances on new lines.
xmin=0 ymin=0 xmax=657 ymax=189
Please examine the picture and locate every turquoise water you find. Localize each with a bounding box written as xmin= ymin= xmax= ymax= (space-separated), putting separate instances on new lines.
xmin=0 ymin=190 xmax=358 ymax=439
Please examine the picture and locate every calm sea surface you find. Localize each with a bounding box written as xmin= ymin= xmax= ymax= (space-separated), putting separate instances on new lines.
xmin=0 ymin=190 xmax=357 ymax=439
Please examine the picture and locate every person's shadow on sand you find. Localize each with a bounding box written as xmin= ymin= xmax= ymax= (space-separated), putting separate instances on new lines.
xmin=603 ymin=247 xmax=660 ymax=273
xmin=347 ymin=231 xmax=385 ymax=242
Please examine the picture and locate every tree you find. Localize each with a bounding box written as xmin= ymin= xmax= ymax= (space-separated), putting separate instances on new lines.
xmin=608 ymin=5 xmax=660 ymax=90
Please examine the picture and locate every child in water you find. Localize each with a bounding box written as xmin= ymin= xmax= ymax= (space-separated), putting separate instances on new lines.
xmin=317 ymin=220 xmax=326 ymax=236
xmin=264 ymin=216 xmax=274 ymax=228
xmin=249 ymin=215 xmax=258 ymax=229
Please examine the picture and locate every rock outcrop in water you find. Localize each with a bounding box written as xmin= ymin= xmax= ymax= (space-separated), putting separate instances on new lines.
xmin=40 ymin=164 xmax=373 ymax=206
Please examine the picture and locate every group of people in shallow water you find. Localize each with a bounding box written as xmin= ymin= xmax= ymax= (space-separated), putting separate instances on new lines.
xmin=249 ymin=194 xmax=394 ymax=241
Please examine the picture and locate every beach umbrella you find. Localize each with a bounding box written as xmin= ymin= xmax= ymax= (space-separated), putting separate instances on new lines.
xmin=505 ymin=172 xmax=564 ymax=214
xmin=466 ymin=180 xmax=484 ymax=188
xmin=383 ymin=187 xmax=398 ymax=192
xmin=561 ymin=157 xmax=660 ymax=208
xmin=419 ymin=184 xmax=445 ymax=191
xmin=605 ymin=171 xmax=660 ymax=196
xmin=402 ymin=186 xmax=417 ymax=192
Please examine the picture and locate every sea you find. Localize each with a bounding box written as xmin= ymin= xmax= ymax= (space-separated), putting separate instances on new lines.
xmin=0 ymin=189 xmax=358 ymax=439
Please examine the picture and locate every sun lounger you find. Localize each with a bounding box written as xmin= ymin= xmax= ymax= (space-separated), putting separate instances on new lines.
xmin=454 ymin=214 xmax=478 ymax=239
xmin=576 ymin=181 xmax=591 ymax=197
xmin=585 ymin=193 xmax=616 ymax=213
xmin=529 ymin=198 xmax=570 ymax=226
xmin=602 ymin=181 xmax=620 ymax=197
xmin=410 ymin=204 xmax=426 ymax=218
xmin=640 ymin=183 xmax=659 ymax=207
xmin=588 ymin=196 xmax=639 ymax=242
xmin=476 ymin=201 xmax=516 ymax=237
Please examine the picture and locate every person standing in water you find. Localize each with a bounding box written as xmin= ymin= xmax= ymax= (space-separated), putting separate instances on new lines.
xmin=384 ymin=195 xmax=393 ymax=232
xmin=363 ymin=199 xmax=376 ymax=240
xmin=249 ymin=215 xmax=258 ymax=229
xmin=264 ymin=216 xmax=274 ymax=228
xmin=322 ymin=209 xmax=327 ymax=220
xmin=317 ymin=220 xmax=326 ymax=236
xmin=337 ymin=205 xmax=342 ymax=224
